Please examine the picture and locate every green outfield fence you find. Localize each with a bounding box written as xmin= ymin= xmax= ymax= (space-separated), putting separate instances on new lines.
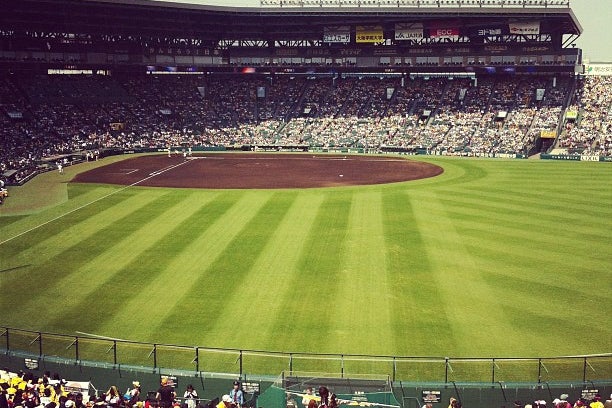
xmin=1 ymin=327 xmax=610 ymax=383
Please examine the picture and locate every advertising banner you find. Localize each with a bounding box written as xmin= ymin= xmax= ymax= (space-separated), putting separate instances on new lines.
xmin=469 ymin=26 xmax=505 ymax=37
xmin=584 ymin=63 xmax=612 ymax=76
xmin=429 ymin=27 xmax=460 ymax=40
xmin=509 ymin=21 xmax=540 ymax=35
xmin=395 ymin=23 xmax=424 ymax=41
xmin=197 ymin=86 xmax=205 ymax=98
xmin=422 ymin=391 xmax=441 ymax=403
xmin=64 ymin=381 xmax=91 ymax=399
xmin=540 ymin=130 xmax=557 ymax=139
xmin=356 ymin=26 xmax=384 ymax=43
xmin=386 ymin=87 xmax=394 ymax=100
xmin=580 ymin=155 xmax=600 ymax=162
xmin=541 ymin=154 xmax=580 ymax=161
xmin=565 ymin=110 xmax=578 ymax=120
xmin=257 ymin=86 xmax=266 ymax=99
xmin=323 ymin=26 xmax=350 ymax=43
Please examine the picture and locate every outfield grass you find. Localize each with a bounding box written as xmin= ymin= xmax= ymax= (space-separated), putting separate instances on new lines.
xmin=0 ymin=155 xmax=610 ymax=378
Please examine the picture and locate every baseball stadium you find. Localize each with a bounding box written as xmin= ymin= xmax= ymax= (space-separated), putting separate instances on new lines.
xmin=0 ymin=0 xmax=610 ymax=407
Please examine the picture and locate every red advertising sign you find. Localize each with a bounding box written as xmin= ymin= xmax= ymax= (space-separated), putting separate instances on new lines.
xmin=429 ymin=28 xmax=460 ymax=39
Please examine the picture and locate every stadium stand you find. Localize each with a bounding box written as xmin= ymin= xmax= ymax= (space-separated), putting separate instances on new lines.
xmin=1 ymin=0 xmax=609 ymax=186
xmin=1 ymin=72 xmax=610 ymax=185
xmin=555 ymin=76 xmax=612 ymax=156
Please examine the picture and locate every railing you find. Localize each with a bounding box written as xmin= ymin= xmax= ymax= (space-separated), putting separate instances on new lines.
xmin=1 ymin=327 xmax=610 ymax=383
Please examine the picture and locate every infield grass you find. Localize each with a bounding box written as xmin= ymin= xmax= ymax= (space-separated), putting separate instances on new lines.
xmin=0 ymin=154 xmax=610 ymax=380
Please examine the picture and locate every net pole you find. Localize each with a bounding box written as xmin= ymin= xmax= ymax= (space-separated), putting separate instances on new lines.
xmin=445 ymin=357 xmax=449 ymax=383
xmin=240 ymin=350 xmax=243 ymax=376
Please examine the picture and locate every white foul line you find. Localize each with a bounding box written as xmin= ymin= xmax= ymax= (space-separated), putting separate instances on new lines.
xmin=0 ymin=159 xmax=192 ymax=247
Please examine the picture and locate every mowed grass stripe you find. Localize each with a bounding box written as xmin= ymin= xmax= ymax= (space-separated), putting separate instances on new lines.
xmin=204 ymin=191 xmax=325 ymax=351
xmin=442 ymin=186 xmax=611 ymax=225
xmin=413 ymin=158 xmax=490 ymax=190
xmin=0 ymin=185 xmax=123 ymax=255
xmin=426 ymin=188 xmax=610 ymax=262
xmin=485 ymin=182 xmax=612 ymax=202
xmin=438 ymin=188 xmax=611 ymax=226
xmin=412 ymin=194 xmax=609 ymax=292
xmin=409 ymin=190 xmax=525 ymax=356
xmin=475 ymin=252 xmax=610 ymax=295
xmin=0 ymin=191 xmax=175 ymax=323
xmin=152 ymin=191 xmax=297 ymax=347
xmin=483 ymin=255 xmax=612 ymax=355
xmin=469 ymin=260 xmax=611 ymax=350
xmin=53 ymin=191 xmax=236 ymax=338
xmin=457 ymin=181 xmax=612 ymax=208
xmin=328 ymin=190 xmax=395 ymax=356
xmin=4 ymin=189 xmax=165 ymax=271
xmin=463 ymin=238 xmax=611 ymax=292
xmin=443 ymin=202 xmax=610 ymax=243
xmin=0 ymin=215 xmax=26 ymax=229
xmin=98 ymin=192 xmax=273 ymax=343
xmin=381 ymin=191 xmax=456 ymax=355
xmin=459 ymin=229 xmax=610 ymax=278
xmin=45 ymin=191 xmax=220 ymax=333
xmin=264 ymin=191 xmax=352 ymax=357
xmin=481 ymin=268 xmax=611 ymax=327
xmin=493 ymin=302 xmax=611 ymax=355
xmin=446 ymin=209 xmax=610 ymax=259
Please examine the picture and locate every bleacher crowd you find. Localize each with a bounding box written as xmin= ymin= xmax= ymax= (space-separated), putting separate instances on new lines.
xmin=2 ymin=368 xmax=612 ymax=408
xmin=1 ymin=72 xmax=611 ymax=185
xmin=558 ymin=76 xmax=612 ymax=156
xmin=0 ymin=369 xmax=243 ymax=408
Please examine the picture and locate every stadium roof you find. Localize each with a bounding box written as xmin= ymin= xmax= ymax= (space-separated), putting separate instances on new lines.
xmin=2 ymin=0 xmax=582 ymax=41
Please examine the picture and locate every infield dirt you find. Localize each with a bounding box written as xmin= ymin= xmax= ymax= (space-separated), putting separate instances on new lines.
xmin=72 ymin=153 xmax=443 ymax=189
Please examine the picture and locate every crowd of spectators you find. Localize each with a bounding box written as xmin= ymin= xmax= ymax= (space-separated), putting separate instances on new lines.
xmin=0 ymin=369 xmax=102 ymax=408
xmin=557 ymin=76 xmax=612 ymax=156
xmin=0 ymin=369 xmax=245 ymax=408
xmin=511 ymin=394 xmax=612 ymax=408
xmin=1 ymin=72 xmax=610 ymax=184
xmin=2 ymin=368 xmax=612 ymax=408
